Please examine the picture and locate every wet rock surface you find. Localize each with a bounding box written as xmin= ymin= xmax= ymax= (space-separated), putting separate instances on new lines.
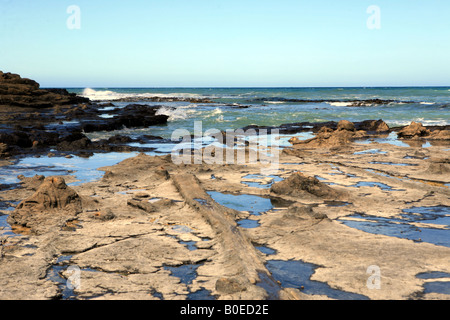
xmin=0 ymin=72 xmax=169 ymax=158
xmin=0 ymin=73 xmax=449 ymax=300
xmin=0 ymin=71 xmax=89 ymax=109
xmin=1 ymin=135 xmax=449 ymax=300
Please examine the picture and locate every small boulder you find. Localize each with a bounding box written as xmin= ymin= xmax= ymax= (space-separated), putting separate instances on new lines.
xmin=357 ymin=119 xmax=389 ymax=132
xmin=337 ymin=120 xmax=355 ymax=131
xmin=270 ymin=172 xmax=347 ymax=200
xmin=397 ymin=122 xmax=430 ymax=139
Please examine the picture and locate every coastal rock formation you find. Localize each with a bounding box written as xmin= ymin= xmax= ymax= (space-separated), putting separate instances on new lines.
xmin=0 ymin=72 xmax=170 ymax=157
xmin=289 ymin=121 xmax=366 ymax=148
xmin=337 ymin=120 xmax=355 ymax=131
xmin=427 ymin=130 xmax=450 ymax=140
xmin=0 ymin=71 xmax=89 ymax=109
xmin=0 ymin=143 xmax=9 ymax=158
xmin=80 ymin=104 xmax=168 ymax=133
xmin=270 ymin=172 xmax=347 ymax=200
xmin=423 ymin=157 xmax=450 ymax=175
xmin=7 ymin=176 xmax=82 ymax=234
xmin=356 ymin=119 xmax=389 ymax=132
xmin=397 ymin=122 xmax=431 ymax=139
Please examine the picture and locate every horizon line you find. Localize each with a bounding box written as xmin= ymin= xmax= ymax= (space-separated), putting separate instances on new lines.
xmin=43 ymin=85 xmax=450 ymax=89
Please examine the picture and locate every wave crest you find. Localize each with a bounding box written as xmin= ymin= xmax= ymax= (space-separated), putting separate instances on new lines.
xmin=81 ymin=88 xmax=207 ymax=102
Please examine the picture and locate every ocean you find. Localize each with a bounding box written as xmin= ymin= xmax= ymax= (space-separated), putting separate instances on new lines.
xmin=1 ymin=87 xmax=448 ymax=188
xmin=70 ymin=87 xmax=450 ymax=142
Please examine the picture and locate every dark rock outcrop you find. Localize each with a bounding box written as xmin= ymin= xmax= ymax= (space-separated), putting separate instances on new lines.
xmin=0 ymin=71 xmax=89 ymax=109
xmin=355 ymin=119 xmax=389 ymax=132
xmin=81 ymin=104 xmax=168 ymax=133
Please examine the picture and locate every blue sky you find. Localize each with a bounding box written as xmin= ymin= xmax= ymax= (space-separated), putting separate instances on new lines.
xmin=1 ymin=0 xmax=449 ymax=87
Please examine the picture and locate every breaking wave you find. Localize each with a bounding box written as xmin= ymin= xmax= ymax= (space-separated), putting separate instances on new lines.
xmin=155 ymin=105 xmax=198 ymax=121
xmin=81 ymin=88 xmax=207 ymax=101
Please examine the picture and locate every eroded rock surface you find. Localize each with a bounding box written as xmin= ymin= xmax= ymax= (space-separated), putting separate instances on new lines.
xmin=7 ymin=177 xmax=82 ymax=234
xmin=1 ymin=122 xmax=449 ymax=301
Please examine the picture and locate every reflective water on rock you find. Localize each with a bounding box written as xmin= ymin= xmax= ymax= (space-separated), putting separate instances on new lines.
xmin=339 ymin=206 xmax=450 ymax=247
xmin=266 ymin=259 xmax=369 ymax=300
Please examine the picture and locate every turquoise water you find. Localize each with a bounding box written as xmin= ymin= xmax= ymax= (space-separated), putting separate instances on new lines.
xmin=69 ymin=87 xmax=450 ymax=141
xmin=1 ymin=87 xmax=447 ymax=190
xmin=70 ymin=87 xmax=450 ymax=104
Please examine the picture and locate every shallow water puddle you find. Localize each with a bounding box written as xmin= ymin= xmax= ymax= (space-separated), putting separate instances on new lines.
xmin=1 ymin=152 xmax=139 ymax=187
xmin=45 ymin=255 xmax=100 ymax=300
xmin=0 ymin=215 xmax=15 ymax=237
xmin=370 ymin=161 xmax=418 ymax=167
xmin=348 ymin=181 xmax=403 ymax=191
xmin=179 ymin=240 xmax=198 ymax=251
xmin=0 ymin=201 xmax=21 ymax=237
xmin=354 ymin=149 xmax=387 ymax=155
xmin=241 ymin=174 xmax=284 ymax=189
xmin=207 ymin=191 xmax=274 ymax=216
xmin=255 ymin=246 xmax=277 ymax=255
xmin=164 ymin=263 xmax=216 ymax=300
xmin=355 ymin=132 xmax=416 ymax=148
xmin=265 ymin=260 xmax=369 ymax=300
xmin=416 ymin=272 xmax=450 ymax=295
xmin=208 ymin=191 xmax=292 ymax=214
xmin=207 ymin=191 xmax=292 ymax=229
xmin=339 ymin=206 xmax=450 ymax=247
xmin=171 ymin=225 xmax=195 ymax=234
xmin=241 ymin=174 xmax=283 ymax=189
xmin=164 ymin=263 xmax=202 ymax=286
xmin=237 ymin=219 xmax=261 ymax=229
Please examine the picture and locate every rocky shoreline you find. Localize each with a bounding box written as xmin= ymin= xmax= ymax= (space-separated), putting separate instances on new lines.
xmin=0 ymin=72 xmax=449 ymax=300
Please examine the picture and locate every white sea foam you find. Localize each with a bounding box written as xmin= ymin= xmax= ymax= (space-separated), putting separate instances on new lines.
xmin=81 ymin=88 xmax=205 ymax=101
xmin=212 ymin=107 xmax=223 ymax=115
xmin=327 ymin=102 xmax=352 ymax=107
xmin=264 ymin=101 xmax=285 ymax=104
xmin=155 ymin=105 xmax=197 ymax=121
xmin=387 ymin=119 xmax=449 ymax=127
xmin=420 ymin=102 xmax=435 ymax=105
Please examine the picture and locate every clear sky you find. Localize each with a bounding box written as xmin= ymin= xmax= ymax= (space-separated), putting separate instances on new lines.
xmin=1 ymin=0 xmax=449 ymax=87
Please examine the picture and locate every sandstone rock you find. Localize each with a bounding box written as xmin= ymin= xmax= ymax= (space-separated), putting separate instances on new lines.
xmin=127 ymin=199 xmax=156 ymax=213
xmin=0 ymin=143 xmax=9 ymax=158
xmin=215 ymin=277 xmax=248 ymax=294
xmin=290 ymin=127 xmax=366 ymax=148
xmin=337 ymin=120 xmax=355 ymax=131
xmin=8 ymin=176 xmax=82 ymax=234
xmin=270 ymin=172 xmax=347 ymax=200
xmin=285 ymin=203 xmax=328 ymax=220
xmin=427 ymin=130 xmax=450 ymax=140
xmin=92 ymin=208 xmax=116 ymax=221
xmin=423 ymin=157 xmax=450 ymax=175
xmin=397 ymin=122 xmax=431 ymax=139
xmin=357 ymin=119 xmax=389 ymax=132
xmin=17 ymin=174 xmax=45 ymax=190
